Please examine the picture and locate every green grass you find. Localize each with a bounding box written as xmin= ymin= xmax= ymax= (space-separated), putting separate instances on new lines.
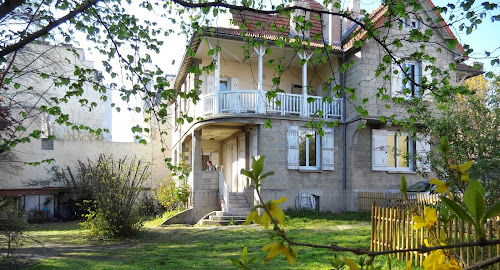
xmin=4 ymin=211 xmax=408 ymax=269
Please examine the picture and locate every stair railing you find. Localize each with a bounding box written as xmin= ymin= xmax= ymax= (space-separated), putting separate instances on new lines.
xmin=218 ymin=171 xmax=229 ymax=212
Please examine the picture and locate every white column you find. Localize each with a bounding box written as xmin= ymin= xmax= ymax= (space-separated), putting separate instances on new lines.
xmin=298 ymin=51 xmax=312 ymax=117
xmin=215 ymin=49 xmax=221 ymax=114
xmin=209 ymin=42 xmax=221 ymax=114
xmin=254 ymin=45 xmax=266 ymax=114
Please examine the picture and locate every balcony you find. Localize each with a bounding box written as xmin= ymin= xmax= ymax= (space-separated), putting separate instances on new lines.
xmin=200 ymin=90 xmax=342 ymax=118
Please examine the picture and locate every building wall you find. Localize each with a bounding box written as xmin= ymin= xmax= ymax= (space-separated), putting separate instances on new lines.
xmin=0 ymin=139 xmax=153 ymax=190
xmin=3 ymin=43 xmax=111 ymax=140
xmin=344 ymin=6 xmax=458 ymax=121
xmin=256 ymin=119 xmax=345 ymax=212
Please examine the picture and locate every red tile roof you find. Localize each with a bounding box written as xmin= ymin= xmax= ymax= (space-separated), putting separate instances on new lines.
xmin=227 ymin=0 xmax=332 ymax=48
xmin=342 ymin=1 xmax=466 ymax=56
xmin=206 ymin=27 xmax=342 ymax=50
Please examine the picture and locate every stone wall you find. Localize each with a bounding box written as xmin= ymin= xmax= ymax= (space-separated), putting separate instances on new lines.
xmin=257 ymin=119 xmax=345 ymax=212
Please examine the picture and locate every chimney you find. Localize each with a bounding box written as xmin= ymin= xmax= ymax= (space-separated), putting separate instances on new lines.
xmin=290 ymin=0 xmax=311 ymax=38
xmin=342 ymin=0 xmax=362 ymax=37
xmin=324 ymin=2 xmax=341 ymax=46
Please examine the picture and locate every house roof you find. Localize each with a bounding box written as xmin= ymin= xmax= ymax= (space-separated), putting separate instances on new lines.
xmin=341 ymin=0 xmax=466 ymax=57
xmin=174 ymin=0 xmax=469 ymax=91
xmin=230 ymin=0 xmax=324 ymax=41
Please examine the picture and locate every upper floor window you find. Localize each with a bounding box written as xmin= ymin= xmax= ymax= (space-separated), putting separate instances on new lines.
xmin=391 ymin=60 xmax=422 ymax=99
xmin=397 ymin=15 xmax=420 ymax=29
xmin=220 ymin=79 xmax=229 ymax=92
xmin=402 ymin=61 xmax=421 ymax=98
xmin=287 ymin=126 xmax=334 ymax=171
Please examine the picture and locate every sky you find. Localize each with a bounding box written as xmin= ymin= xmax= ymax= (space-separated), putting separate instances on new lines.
xmin=78 ymin=0 xmax=498 ymax=142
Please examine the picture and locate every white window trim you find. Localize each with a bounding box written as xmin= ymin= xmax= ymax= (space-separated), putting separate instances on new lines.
xmin=287 ymin=126 xmax=334 ymax=171
xmin=299 ymin=130 xmax=321 ymax=170
xmin=386 ymin=131 xmax=414 ymax=172
xmin=372 ymin=129 xmax=418 ymax=172
xmin=402 ymin=61 xmax=421 ymax=98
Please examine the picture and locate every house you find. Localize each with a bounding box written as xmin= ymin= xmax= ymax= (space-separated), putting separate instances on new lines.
xmin=0 ymin=43 xmax=152 ymax=220
xmin=165 ymin=0 xmax=482 ymax=223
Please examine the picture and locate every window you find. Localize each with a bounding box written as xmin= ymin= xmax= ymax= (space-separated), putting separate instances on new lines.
xmin=287 ymin=126 xmax=334 ymax=171
xmin=41 ymin=138 xmax=54 ymax=150
xmin=402 ymin=61 xmax=421 ymax=97
xmin=372 ymin=129 xmax=431 ymax=172
xmin=397 ymin=16 xmax=420 ymax=29
xmin=391 ymin=60 xmax=421 ymax=99
xmin=299 ymin=130 xmax=319 ymax=169
xmin=386 ymin=132 xmax=411 ymax=170
xmin=291 ymin=84 xmax=302 ymax=95
xmin=220 ymin=79 xmax=228 ymax=92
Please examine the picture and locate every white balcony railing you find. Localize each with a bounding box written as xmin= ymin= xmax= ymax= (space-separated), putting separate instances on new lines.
xmin=200 ymin=90 xmax=342 ymax=118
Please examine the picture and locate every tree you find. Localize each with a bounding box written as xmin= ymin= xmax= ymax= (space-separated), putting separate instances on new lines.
xmin=425 ymin=75 xmax=500 ymax=205
xmin=0 ymin=0 xmax=499 ymax=267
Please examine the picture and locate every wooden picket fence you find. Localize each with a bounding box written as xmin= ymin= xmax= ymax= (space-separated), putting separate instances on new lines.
xmin=357 ymin=192 xmax=439 ymax=212
xmin=371 ymin=204 xmax=500 ymax=269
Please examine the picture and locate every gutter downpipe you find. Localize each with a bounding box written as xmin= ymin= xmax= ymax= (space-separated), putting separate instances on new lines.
xmin=341 ymin=47 xmax=347 ymax=211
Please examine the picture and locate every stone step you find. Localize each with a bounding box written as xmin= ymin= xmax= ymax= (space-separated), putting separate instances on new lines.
xmin=225 ymin=207 xmax=252 ymax=213
xmin=199 ymin=219 xmax=246 ymax=226
xmin=209 ymin=215 xmax=248 ymax=221
xmin=214 ymin=211 xmax=251 ymax=217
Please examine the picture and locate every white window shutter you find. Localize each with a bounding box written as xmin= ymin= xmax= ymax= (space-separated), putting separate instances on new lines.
xmin=416 ymin=134 xmax=431 ymax=172
xmin=287 ymin=126 xmax=300 ymax=169
xmin=421 ymin=60 xmax=433 ymax=101
xmin=206 ymin=75 xmax=215 ymax=94
xmin=321 ymin=128 xmax=334 ymax=170
xmin=372 ymin=129 xmax=388 ymax=171
xmin=391 ymin=62 xmax=404 ymax=98
xmin=41 ymin=113 xmax=50 ymax=138
xmin=230 ymin=78 xmax=239 ymax=91
xmin=414 ymin=62 xmax=421 ymax=97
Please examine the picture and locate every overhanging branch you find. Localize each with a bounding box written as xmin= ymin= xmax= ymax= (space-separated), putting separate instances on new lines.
xmin=0 ymin=0 xmax=101 ymax=59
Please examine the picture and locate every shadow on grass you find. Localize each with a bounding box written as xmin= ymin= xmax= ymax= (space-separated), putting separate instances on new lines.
xmin=285 ymin=209 xmax=371 ymax=222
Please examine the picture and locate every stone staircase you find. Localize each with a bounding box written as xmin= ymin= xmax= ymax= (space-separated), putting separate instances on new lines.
xmin=198 ymin=192 xmax=252 ymax=225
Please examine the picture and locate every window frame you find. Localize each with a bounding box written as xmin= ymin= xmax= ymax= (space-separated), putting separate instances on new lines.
xmin=298 ymin=129 xmax=321 ymax=170
xmin=386 ymin=131 xmax=414 ymax=171
xmin=401 ymin=60 xmax=421 ymax=98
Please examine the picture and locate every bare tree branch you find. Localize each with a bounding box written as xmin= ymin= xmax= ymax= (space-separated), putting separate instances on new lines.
xmin=0 ymin=0 xmax=101 ymax=59
xmin=0 ymin=0 xmax=26 ymax=21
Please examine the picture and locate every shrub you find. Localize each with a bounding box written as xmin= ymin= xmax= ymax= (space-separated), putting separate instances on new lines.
xmin=154 ymin=177 xmax=182 ymax=211
xmin=138 ymin=192 xmax=163 ymax=216
xmin=64 ymin=154 xmax=150 ymax=239
xmin=0 ymin=199 xmax=28 ymax=257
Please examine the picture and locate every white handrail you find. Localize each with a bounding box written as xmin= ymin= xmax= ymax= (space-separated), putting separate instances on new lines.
xmin=201 ymin=90 xmax=342 ymax=118
xmin=218 ymin=171 xmax=229 ymax=212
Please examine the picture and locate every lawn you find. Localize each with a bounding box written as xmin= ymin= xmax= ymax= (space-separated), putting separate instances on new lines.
xmin=1 ymin=211 xmax=407 ymax=269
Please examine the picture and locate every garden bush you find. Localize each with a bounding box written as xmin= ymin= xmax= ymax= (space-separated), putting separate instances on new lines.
xmin=63 ymin=154 xmax=150 ymax=239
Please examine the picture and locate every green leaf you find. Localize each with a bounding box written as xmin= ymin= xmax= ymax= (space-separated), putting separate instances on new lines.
xmin=241 ymin=246 xmax=247 ymax=263
xmin=445 ymin=39 xmax=458 ymax=50
xmin=464 ymin=180 xmax=486 ymax=223
xmin=399 ymin=174 xmax=407 ymax=195
xmin=441 ymin=196 xmax=474 ymax=225
xmin=240 ymin=169 xmax=254 ymax=181
xmin=483 ymin=200 xmax=500 ymax=222
xmin=252 ymin=156 xmax=265 ymax=180
xmin=230 ymin=258 xmax=243 ymax=266
xmin=260 ymin=171 xmax=275 ymax=180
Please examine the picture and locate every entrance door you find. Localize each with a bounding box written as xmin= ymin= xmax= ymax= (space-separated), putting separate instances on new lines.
xmin=231 ymin=140 xmax=238 ymax=192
